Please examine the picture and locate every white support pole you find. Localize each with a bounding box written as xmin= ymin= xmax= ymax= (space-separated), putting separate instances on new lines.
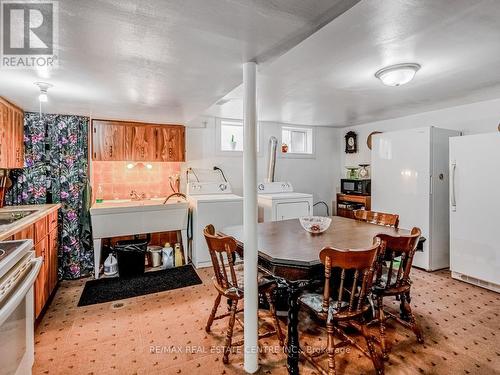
xmin=243 ymin=61 xmax=259 ymax=374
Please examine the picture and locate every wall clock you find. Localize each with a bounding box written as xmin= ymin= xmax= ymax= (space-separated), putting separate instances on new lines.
xmin=345 ymin=131 xmax=357 ymax=153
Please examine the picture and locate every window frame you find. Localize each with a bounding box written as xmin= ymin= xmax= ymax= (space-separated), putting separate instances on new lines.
xmin=215 ymin=117 xmax=261 ymax=156
xmin=280 ymin=125 xmax=316 ymax=159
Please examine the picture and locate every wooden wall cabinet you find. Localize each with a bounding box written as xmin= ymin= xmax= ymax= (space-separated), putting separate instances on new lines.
xmin=92 ymin=120 xmax=185 ymax=162
xmin=155 ymin=126 xmax=185 ymax=162
xmin=0 ymin=96 xmax=24 ymax=168
xmin=92 ymin=120 xmax=126 ymax=161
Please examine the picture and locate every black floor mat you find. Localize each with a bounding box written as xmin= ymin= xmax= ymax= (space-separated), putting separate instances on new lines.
xmin=77 ymin=265 xmax=203 ymax=307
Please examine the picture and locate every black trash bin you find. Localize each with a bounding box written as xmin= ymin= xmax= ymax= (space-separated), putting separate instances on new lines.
xmin=114 ymin=239 xmax=148 ymax=278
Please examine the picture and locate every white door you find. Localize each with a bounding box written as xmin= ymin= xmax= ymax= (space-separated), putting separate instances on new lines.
xmin=274 ymin=201 xmax=310 ymax=221
xmin=450 ymin=133 xmax=500 ymax=285
xmin=372 ymin=128 xmax=431 ymax=269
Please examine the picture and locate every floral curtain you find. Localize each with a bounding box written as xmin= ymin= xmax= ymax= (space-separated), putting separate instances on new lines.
xmin=6 ymin=112 xmax=92 ymax=280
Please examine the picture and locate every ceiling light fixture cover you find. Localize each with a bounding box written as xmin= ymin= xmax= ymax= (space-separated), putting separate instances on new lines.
xmin=34 ymin=82 xmax=53 ymax=102
xmin=375 ymin=63 xmax=421 ymax=87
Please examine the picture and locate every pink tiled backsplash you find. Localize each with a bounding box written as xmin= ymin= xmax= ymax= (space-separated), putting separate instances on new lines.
xmin=92 ymin=161 xmax=181 ymax=201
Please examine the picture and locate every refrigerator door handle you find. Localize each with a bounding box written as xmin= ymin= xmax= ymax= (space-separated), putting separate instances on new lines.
xmin=451 ymin=161 xmax=457 ymax=211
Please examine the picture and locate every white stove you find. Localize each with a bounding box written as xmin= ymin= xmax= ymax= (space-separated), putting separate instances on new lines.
xmin=187 ymin=181 xmax=243 ymax=268
xmin=0 ymin=239 xmax=42 ymax=375
xmin=257 ymin=182 xmax=313 ymax=222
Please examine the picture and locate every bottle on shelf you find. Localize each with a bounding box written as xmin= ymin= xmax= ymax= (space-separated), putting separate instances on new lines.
xmin=96 ymin=183 xmax=104 ymax=203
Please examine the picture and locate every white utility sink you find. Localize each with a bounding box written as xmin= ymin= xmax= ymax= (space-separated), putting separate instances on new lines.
xmin=90 ymin=198 xmax=189 ymax=279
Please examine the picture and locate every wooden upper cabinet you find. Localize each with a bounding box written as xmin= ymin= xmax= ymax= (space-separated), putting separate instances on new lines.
xmin=92 ymin=120 xmax=126 ymax=160
xmin=125 ymin=125 xmax=156 ymax=161
xmin=155 ymin=125 xmax=185 ymax=162
xmin=92 ymin=119 xmax=185 ymax=162
xmin=0 ymin=96 xmax=24 ymax=169
xmin=0 ymin=100 xmax=8 ymax=167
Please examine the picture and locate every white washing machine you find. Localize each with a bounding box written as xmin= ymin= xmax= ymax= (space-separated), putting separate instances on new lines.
xmin=187 ymin=181 xmax=243 ymax=268
xmin=257 ymin=182 xmax=313 ymax=222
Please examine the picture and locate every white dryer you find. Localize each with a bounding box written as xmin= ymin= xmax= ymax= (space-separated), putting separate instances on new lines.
xmin=257 ymin=182 xmax=313 ymax=222
xmin=187 ymin=181 xmax=243 ymax=268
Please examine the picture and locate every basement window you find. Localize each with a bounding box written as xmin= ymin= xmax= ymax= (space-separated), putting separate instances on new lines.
xmin=281 ymin=126 xmax=314 ymax=155
xmin=217 ymin=118 xmax=259 ymax=153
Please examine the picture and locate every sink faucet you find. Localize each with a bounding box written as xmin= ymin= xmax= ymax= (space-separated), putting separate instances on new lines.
xmin=163 ymin=192 xmax=186 ymax=204
xmin=130 ymin=190 xmax=146 ymax=201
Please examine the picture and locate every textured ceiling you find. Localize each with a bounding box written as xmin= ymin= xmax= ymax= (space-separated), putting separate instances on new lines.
xmin=205 ymin=0 xmax=500 ymax=126
xmin=0 ymin=0 xmax=358 ymax=123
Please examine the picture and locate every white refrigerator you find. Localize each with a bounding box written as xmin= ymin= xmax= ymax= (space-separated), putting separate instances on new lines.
xmin=371 ymin=127 xmax=461 ymax=271
xmin=449 ymin=133 xmax=500 ymax=292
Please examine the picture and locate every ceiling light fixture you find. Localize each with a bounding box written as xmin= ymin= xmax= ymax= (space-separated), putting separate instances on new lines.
xmin=34 ymin=82 xmax=53 ymax=102
xmin=375 ymin=63 xmax=421 ymax=87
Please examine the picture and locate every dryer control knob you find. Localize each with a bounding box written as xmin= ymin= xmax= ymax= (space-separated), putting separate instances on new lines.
xmin=219 ymin=183 xmax=227 ymax=191
xmin=258 ymin=184 xmax=265 ymax=191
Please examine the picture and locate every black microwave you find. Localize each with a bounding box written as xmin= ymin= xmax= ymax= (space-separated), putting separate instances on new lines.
xmin=341 ymin=179 xmax=371 ymax=195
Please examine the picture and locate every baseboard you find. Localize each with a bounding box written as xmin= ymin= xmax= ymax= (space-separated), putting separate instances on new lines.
xmin=451 ymin=271 xmax=500 ymax=293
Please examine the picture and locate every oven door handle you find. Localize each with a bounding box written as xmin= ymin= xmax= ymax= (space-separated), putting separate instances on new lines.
xmin=0 ymin=257 xmax=42 ymax=327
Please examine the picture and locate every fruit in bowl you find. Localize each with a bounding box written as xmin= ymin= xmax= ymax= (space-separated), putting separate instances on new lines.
xmin=299 ymin=216 xmax=332 ymax=234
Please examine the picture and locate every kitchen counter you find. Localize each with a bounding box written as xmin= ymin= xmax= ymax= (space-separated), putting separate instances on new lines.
xmin=0 ymin=204 xmax=61 ymax=241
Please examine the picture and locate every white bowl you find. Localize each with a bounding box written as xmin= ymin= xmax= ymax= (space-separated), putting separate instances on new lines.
xmin=299 ymin=216 xmax=332 ymax=234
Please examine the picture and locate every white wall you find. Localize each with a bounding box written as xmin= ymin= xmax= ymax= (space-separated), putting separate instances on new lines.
xmin=340 ymin=98 xmax=500 ymax=170
xmin=184 ymin=97 xmax=500 ymax=216
xmin=185 ymin=117 xmax=341 ymax=215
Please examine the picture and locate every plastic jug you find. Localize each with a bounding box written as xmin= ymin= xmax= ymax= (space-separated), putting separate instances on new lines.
xmin=103 ymin=253 xmax=118 ymax=276
xmin=162 ymin=243 xmax=174 ymax=269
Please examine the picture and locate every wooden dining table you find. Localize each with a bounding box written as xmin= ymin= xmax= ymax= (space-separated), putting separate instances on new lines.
xmin=221 ymin=216 xmax=409 ymax=375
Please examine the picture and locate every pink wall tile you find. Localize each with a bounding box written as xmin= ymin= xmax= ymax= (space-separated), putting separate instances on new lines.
xmin=92 ymin=161 xmax=181 ymax=201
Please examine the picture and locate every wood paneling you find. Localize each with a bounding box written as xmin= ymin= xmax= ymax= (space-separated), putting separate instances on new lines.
xmin=48 ymin=228 xmax=59 ymax=293
xmin=126 ymin=125 xmax=156 ymax=161
xmin=34 ymin=236 xmax=49 ymax=317
xmin=13 ymin=210 xmax=60 ymax=319
xmin=92 ymin=120 xmax=126 ymax=160
xmin=13 ymin=224 xmax=34 ymax=240
xmin=48 ymin=210 xmax=58 ymax=232
xmin=34 ymin=216 xmax=48 ymax=244
xmin=91 ymin=119 xmax=185 ymax=162
xmin=0 ymin=96 xmax=24 ymax=168
xmin=0 ymin=100 xmax=8 ymax=166
xmin=155 ymin=125 xmax=185 ymax=162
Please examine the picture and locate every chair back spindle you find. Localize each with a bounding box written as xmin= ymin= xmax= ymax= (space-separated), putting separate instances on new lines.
xmin=318 ymin=238 xmax=381 ymax=319
xmin=204 ymin=224 xmax=240 ymax=292
xmin=375 ymin=227 xmax=421 ymax=290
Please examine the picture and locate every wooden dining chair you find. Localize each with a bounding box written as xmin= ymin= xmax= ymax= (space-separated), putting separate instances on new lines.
xmin=353 ymin=210 xmax=400 ymax=228
xmin=203 ymin=224 xmax=284 ymax=364
xmin=298 ymin=239 xmax=384 ymax=375
xmin=371 ymin=227 xmax=424 ymax=359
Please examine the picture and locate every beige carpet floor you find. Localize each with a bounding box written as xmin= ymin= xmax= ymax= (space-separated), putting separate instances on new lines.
xmin=33 ymin=268 xmax=500 ymax=375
